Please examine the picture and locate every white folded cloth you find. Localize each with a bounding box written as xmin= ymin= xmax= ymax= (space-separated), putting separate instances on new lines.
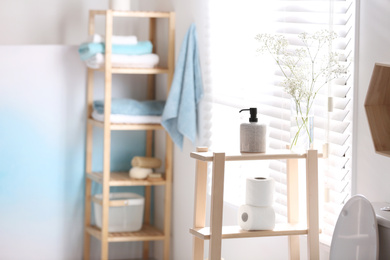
xmin=92 ymin=110 xmax=162 ymax=124
xmin=88 ymin=34 xmax=138 ymax=45
xmin=85 ymin=53 xmax=159 ymax=69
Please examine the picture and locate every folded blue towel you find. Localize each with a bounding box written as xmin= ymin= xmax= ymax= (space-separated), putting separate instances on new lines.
xmin=93 ymin=99 xmax=165 ymax=115
xmin=161 ymin=24 xmax=203 ymax=149
xmin=78 ymin=41 xmax=153 ymax=61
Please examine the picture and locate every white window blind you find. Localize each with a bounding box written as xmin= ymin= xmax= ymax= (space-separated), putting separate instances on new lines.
xmin=201 ymin=0 xmax=355 ymax=245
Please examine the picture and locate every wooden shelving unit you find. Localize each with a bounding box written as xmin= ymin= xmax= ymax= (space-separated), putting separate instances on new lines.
xmin=190 ymin=147 xmax=322 ymax=260
xmin=83 ymin=10 xmax=175 ymax=260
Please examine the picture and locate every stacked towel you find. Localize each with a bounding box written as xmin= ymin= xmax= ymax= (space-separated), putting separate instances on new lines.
xmin=78 ymin=41 xmax=153 ymax=61
xmin=161 ymin=23 xmax=203 ymax=149
xmin=85 ymin=53 xmax=159 ymax=69
xmin=78 ymin=34 xmax=159 ymax=69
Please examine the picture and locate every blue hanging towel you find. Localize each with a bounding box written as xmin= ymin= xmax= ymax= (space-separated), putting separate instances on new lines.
xmin=161 ymin=23 xmax=204 ymax=149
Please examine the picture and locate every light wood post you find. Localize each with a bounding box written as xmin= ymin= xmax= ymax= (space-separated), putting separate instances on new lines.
xmin=143 ymin=18 xmax=157 ymax=259
xmin=167 ymin=13 xmax=175 ymax=91
xmin=192 ymin=147 xmax=209 ymax=260
xmin=84 ymin=12 xmax=96 ymax=258
xmin=163 ymin=134 xmax=173 ymax=260
xmin=145 ymin=16 xmax=156 ymax=157
xmin=287 ymin=157 xmax=300 ymax=260
xmin=88 ymin=11 xmax=95 ymax=36
xmin=101 ymin=10 xmax=113 ymax=260
xmin=162 ymin=12 xmax=175 ymax=260
xmin=208 ymin=152 xmax=225 ymax=260
xmin=83 ymin=68 xmax=95 ymax=260
xmin=306 ymin=149 xmax=319 ymax=259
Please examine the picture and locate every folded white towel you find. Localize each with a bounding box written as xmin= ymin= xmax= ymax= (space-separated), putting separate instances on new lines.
xmin=92 ymin=110 xmax=162 ymax=124
xmin=88 ymin=34 xmax=138 ymax=45
xmin=129 ymin=167 xmax=153 ymax=179
xmin=85 ymin=53 xmax=159 ymax=69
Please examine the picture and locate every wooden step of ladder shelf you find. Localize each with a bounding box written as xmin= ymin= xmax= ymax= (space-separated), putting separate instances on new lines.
xmin=83 ymin=10 xmax=175 ymax=260
xmin=190 ymin=147 xmax=323 ymax=260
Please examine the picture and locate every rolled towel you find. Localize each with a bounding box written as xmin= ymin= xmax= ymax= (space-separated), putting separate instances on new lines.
xmin=78 ymin=41 xmax=153 ymax=61
xmin=131 ymin=156 xmax=162 ymax=168
xmin=129 ymin=167 xmax=153 ymax=179
xmin=88 ymin=34 xmax=138 ymax=45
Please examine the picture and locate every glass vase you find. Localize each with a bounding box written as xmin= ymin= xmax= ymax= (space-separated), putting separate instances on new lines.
xmin=290 ymin=98 xmax=314 ymax=153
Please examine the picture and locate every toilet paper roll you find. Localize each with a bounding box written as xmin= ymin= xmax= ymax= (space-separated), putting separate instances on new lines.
xmin=129 ymin=167 xmax=152 ymax=179
xmin=238 ymin=204 xmax=275 ymax=231
xmin=246 ymin=177 xmax=274 ymax=207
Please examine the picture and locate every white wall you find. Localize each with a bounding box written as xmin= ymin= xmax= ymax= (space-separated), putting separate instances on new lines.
xmin=0 ymin=0 xmax=155 ymax=45
xmin=0 ymin=0 xmax=102 ymax=44
xmin=355 ymin=0 xmax=390 ymax=202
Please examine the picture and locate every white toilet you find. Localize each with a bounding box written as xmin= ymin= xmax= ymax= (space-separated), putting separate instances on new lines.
xmin=330 ymin=195 xmax=379 ymax=259
xmin=330 ymin=195 xmax=390 ymax=260
xmin=372 ymin=201 xmax=390 ymax=260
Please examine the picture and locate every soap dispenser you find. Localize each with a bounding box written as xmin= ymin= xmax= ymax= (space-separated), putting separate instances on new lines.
xmin=239 ymin=108 xmax=267 ymax=153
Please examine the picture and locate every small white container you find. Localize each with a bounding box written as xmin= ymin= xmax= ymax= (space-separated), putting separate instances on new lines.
xmin=94 ymin=192 xmax=144 ymax=232
xmin=110 ymin=0 xmax=131 ymax=11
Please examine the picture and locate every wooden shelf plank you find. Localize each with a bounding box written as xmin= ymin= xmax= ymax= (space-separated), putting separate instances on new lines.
xmin=88 ymin=118 xmax=164 ymax=131
xmin=189 ymin=224 xmax=308 ymax=240
xmin=112 ymin=67 xmax=170 ymax=74
xmin=190 ymin=150 xmax=307 ymax=162
xmin=87 ymin=172 xmax=166 ymax=186
xmin=376 ymin=150 xmax=390 ymax=157
xmin=90 ymin=10 xmax=172 ymax=18
xmin=86 ymin=225 xmax=165 ymax=242
xmin=190 ymin=150 xmax=324 ymax=162
xmin=92 ymin=67 xmax=170 ymax=74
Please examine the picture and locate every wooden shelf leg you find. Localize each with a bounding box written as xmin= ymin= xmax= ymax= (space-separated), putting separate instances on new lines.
xmin=143 ymin=186 xmax=152 ymax=259
xmin=143 ymin=17 xmax=156 ymax=258
xmin=163 ymin=14 xmax=174 ymax=260
xmin=84 ymin=178 xmax=92 ymax=260
xmin=84 ymin=60 xmax=95 ymax=260
xmin=100 ymin=10 xmax=113 ymax=260
xmin=287 ymin=157 xmax=300 ymax=260
xmin=163 ymin=135 xmax=173 ymax=260
xmin=192 ymin=147 xmax=209 ymax=260
xmin=306 ymin=150 xmax=319 ymax=259
xmin=208 ymin=152 xmax=225 ymax=260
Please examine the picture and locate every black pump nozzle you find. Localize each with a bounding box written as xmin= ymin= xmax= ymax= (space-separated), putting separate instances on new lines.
xmin=239 ymin=108 xmax=258 ymax=123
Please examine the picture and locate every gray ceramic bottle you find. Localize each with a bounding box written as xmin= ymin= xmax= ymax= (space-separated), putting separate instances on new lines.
xmin=239 ymin=108 xmax=267 ymax=153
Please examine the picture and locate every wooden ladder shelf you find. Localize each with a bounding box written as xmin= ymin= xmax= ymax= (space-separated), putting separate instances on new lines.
xmin=83 ymin=10 xmax=175 ymax=260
